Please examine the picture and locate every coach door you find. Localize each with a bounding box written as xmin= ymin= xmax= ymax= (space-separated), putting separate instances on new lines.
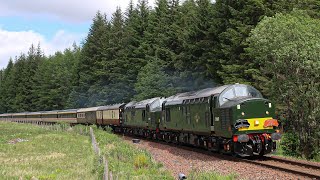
xmin=210 ymin=95 xmax=217 ymax=132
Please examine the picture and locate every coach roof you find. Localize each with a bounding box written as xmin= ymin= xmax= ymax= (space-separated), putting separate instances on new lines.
xmin=97 ymin=103 xmax=126 ymax=110
xmin=77 ymin=106 xmax=106 ymax=113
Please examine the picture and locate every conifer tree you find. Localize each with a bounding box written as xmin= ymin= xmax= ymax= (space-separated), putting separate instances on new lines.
xmin=69 ymin=12 xmax=110 ymax=107
xmin=134 ymin=57 xmax=175 ymax=100
xmin=0 ymin=59 xmax=14 ymax=113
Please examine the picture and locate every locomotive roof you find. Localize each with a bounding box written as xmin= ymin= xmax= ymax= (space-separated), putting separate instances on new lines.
xmin=136 ymin=97 xmax=160 ymax=109
xmin=193 ymin=85 xmax=229 ymax=98
xmin=164 ymin=85 xmax=230 ymax=106
xmin=0 ymin=113 xmax=11 ymax=116
xmin=124 ymin=101 xmax=136 ymax=109
xmin=125 ymin=97 xmax=159 ymax=109
xmin=97 ymin=103 xmax=126 ymax=110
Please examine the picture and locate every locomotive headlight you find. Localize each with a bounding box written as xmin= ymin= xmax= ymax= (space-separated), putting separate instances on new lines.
xmin=266 ymin=111 xmax=269 ymax=115
xmin=269 ymin=103 xmax=272 ymax=108
xmin=237 ymin=105 xmax=241 ymax=109
xmin=254 ymin=120 xmax=259 ymax=126
xmin=241 ymin=112 xmax=245 ymax=116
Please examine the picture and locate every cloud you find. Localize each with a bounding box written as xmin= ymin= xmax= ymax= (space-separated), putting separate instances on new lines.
xmin=0 ymin=0 xmax=157 ymax=68
xmin=0 ymin=0 xmax=156 ymax=23
xmin=0 ymin=28 xmax=86 ymax=68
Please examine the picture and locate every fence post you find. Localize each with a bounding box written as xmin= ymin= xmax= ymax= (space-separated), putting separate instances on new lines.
xmin=103 ymin=157 xmax=109 ymax=180
xmin=90 ymin=127 xmax=111 ymax=180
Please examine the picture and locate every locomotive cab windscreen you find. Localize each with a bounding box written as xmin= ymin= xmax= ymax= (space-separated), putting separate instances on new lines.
xmin=219 ymin=84 xmax=263 ymax=106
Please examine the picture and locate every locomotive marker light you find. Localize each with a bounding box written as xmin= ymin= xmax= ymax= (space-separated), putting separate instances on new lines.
xmin=254 ymin=120 xmax=259 ymax=126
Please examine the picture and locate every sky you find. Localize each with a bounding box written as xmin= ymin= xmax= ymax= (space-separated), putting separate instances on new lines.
xmin=0 ymin=0 xmax=156 ymax=69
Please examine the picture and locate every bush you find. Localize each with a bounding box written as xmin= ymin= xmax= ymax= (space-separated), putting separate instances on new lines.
xmin=281 ymin=132 xmax=300 ymax=157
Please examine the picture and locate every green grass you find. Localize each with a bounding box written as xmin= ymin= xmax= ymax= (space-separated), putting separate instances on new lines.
xmin=94 ymin=127 xmax=238 ymax=180
xmin=0 ymin=122 xmax=99 ymax=180
xmin=93 ymin=127 xmax=173 ymax=180
xmin=188 ymin=170 xmax=237 ymax=180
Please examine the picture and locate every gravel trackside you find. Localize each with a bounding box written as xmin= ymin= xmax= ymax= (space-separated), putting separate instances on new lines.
xmin=123 ymin=137 xmax=310 ymax=180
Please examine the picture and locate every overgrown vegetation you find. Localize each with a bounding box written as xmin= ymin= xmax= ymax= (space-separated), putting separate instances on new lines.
xmin=0 ymin=122 xmax=99 ymax=179
xmin=0 ymin=0 xmax=319 ymax=160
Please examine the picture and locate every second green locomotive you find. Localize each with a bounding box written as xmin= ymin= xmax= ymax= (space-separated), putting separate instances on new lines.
xmin=123 ymin=83 xmax=281 ymax=156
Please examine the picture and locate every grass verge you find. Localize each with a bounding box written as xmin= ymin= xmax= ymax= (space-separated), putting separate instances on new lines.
xmin=94 ymin=127 xmax=238 ymax=180
xmin=93 ymin=127 xmax=173 ymax=180
xmin=188 ymin=170 xmax=237 ymax=180
xmin=0 ymin=122 xmax=99 ymax=180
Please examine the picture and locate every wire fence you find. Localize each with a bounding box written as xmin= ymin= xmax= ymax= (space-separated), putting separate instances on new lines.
xmin=89 ymin=127 xmax=113 ymax=180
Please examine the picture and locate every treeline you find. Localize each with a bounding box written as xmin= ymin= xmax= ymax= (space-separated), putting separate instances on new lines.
xmin=0 ymin=0 xmax=319 ymax=159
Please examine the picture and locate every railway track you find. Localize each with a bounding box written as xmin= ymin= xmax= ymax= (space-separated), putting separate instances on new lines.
xmin=241 ymin=156 xmax=320 ymax=179
xmin=123 ymin=134 xmax=320 ymax=179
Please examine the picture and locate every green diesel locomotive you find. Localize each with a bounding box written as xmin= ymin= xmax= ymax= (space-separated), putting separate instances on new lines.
xmin=123 ymin=84 xmax=281 ymax=156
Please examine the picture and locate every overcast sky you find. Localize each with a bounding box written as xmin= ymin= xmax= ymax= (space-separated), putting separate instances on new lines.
xmin=0 ymin=0 xmax=156 ymax=68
